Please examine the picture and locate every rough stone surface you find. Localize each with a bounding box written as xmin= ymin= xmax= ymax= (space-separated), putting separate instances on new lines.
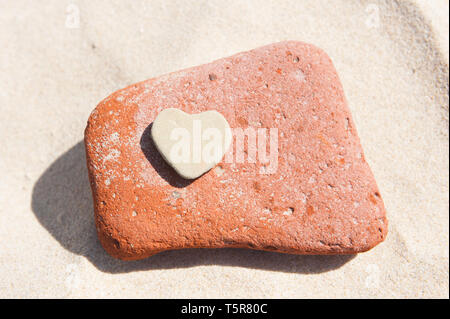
xmin=84 ymin=41 xmax=388 ymax=260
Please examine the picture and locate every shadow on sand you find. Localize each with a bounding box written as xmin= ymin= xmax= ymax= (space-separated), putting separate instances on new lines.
xmin=31 ymin=141 xmax=355 ymax=274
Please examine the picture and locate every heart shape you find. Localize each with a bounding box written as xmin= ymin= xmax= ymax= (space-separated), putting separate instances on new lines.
xmin=151 ymin=108 xmax=232 ymax=179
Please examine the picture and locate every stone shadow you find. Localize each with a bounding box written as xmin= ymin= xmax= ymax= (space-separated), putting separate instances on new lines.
xmin=31 ymin=141 xmax=355 ymax=274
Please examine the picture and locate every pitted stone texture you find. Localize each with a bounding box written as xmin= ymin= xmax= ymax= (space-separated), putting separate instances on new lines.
xmin=84 ymin=41 xmax=388 ymax=260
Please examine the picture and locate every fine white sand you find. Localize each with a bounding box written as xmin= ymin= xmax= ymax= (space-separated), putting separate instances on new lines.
xmin=0 ymin=0 xmax=448 ymax=298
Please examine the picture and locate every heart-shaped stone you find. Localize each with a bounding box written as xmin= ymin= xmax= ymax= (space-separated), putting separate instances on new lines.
xmin=151 ymin=108 xmax=232 ymax=179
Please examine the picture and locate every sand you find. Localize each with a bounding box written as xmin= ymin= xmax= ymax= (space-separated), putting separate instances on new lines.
xmin=0 ymin=0 xmax=448 ymax=298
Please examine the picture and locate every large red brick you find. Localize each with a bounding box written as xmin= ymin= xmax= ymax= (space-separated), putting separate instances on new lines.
xmin=84 ymin=41 xmax=387 ymax=260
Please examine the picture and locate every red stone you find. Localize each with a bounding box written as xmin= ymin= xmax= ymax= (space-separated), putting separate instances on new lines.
xmin=84 ymin=41 xmax=388 ymax=260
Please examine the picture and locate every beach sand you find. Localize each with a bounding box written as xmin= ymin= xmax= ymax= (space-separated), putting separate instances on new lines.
xmin=0 ymin=0 xmax=448 ymax=298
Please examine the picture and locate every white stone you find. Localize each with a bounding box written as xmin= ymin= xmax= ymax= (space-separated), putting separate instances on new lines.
xmin=151 ymin=108 xmax=232 ymax=179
